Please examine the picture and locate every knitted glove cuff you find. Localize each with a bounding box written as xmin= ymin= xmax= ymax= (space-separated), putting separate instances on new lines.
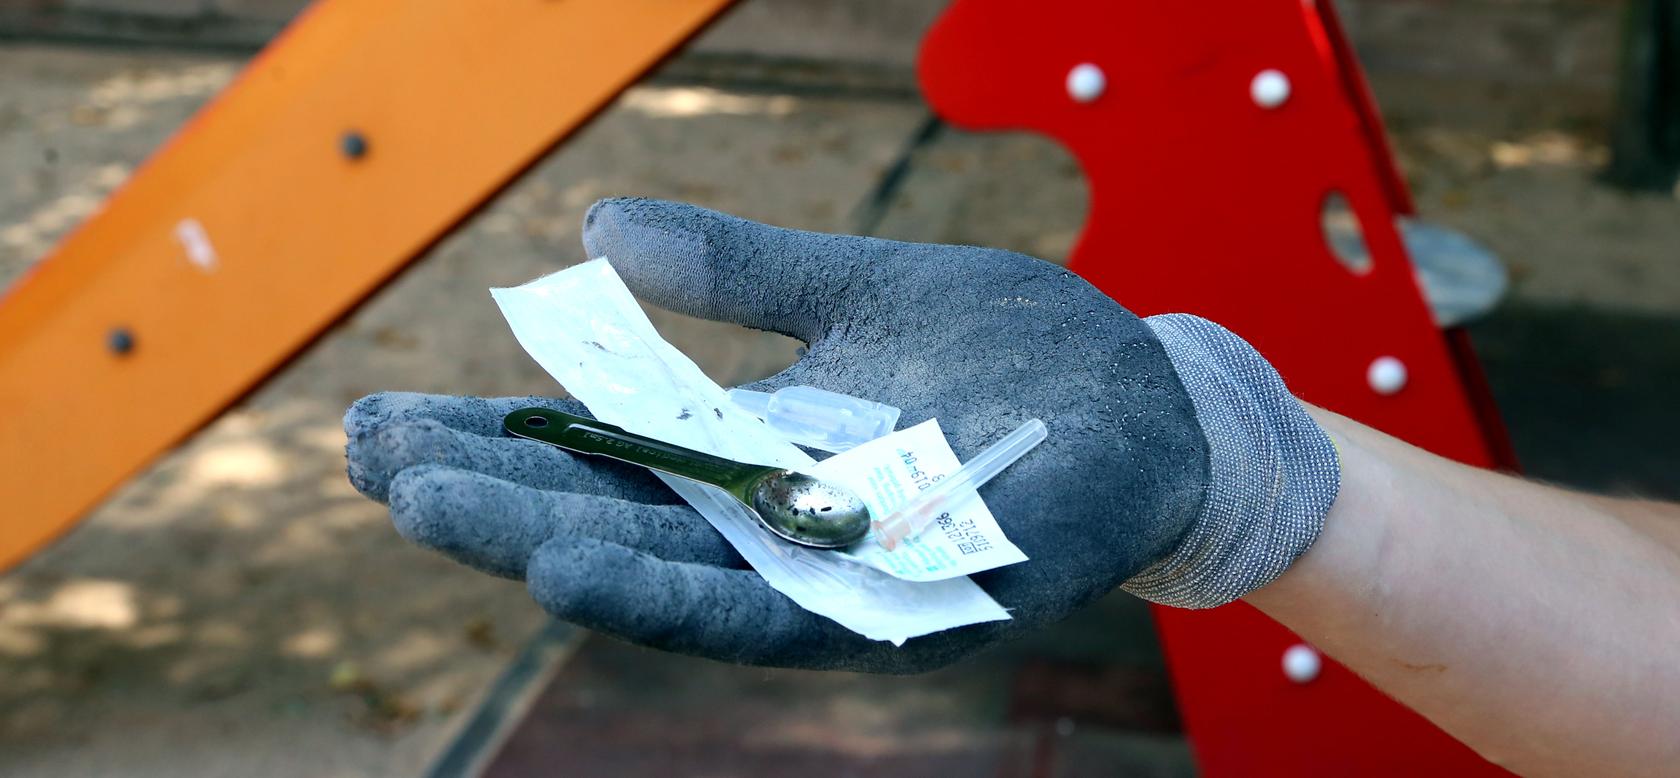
xmin=1122 ymin=314 xmax=1340 ymax=609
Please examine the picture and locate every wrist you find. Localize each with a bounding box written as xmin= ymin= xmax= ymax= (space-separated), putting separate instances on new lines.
xmin=1243 ymin=410 xmax=1380 ymax=614
xmin=1121 ymin=314 xmax=1341 ymax=608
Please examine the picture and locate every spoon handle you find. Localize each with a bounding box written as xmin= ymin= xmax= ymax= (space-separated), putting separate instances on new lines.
xmin=503 ymin=407 xmax=776 ymax=497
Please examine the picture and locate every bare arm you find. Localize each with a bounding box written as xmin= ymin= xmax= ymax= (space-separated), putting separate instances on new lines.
xmin=1245 ymin=407 xmax=1680 ymax=777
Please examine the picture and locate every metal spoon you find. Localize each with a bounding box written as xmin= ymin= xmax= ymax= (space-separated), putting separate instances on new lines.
xmin=503 ymin=407 xmax=872 ymax=549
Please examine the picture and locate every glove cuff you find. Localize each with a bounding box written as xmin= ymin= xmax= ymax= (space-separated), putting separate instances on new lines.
xmin=1122 ymin=314 xmax=1340 ymax=609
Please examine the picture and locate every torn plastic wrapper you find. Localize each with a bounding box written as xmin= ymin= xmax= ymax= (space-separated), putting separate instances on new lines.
xmin=728 ymin=385 xmax=901 ymax=453
xmin=490 ymin=259 xmax=1012 ymax=644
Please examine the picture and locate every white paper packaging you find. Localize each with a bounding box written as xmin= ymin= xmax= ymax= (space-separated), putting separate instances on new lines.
xmin=490 ymin=259 xmax=1013 ymax=644
xmin=814 ymin=420 xmax=1027 ymax=581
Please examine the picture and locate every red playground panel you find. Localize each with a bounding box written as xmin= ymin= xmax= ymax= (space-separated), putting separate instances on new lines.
xmin=919 ymin=0 xmax=1513 ymax=773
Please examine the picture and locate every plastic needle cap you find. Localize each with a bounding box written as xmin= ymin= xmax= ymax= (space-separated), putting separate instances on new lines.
xmin=728 ymin=386 xmax=901 ymax=453
xmin=876 ymin=418 xmax=1048 ymax=549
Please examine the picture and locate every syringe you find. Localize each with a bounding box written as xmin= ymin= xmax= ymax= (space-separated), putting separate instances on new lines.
xmin=875 ymin=418 xmax=1047 ymax=549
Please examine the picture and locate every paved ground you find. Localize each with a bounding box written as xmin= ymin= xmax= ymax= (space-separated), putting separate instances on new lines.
xmin=485 ymin=605 xmax=1188 ymax=778
xmin=1 ymin=33 xmax=1677 ymax=778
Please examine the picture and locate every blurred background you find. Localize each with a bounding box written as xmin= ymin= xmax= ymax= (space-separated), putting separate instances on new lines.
xmin=1 ymin=0 xmax=1676 ymax=775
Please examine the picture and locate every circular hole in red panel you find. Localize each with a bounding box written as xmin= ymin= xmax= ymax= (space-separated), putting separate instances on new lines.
xmin=1320 ymin=190 xmax=1373 ymax=275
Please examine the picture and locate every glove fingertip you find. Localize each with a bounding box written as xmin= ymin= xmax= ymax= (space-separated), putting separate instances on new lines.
xmin=387 ymin=464 xmax=467 ymax=549
xmin=576 ymin=197 xmax=849 ymax=342
xmin=346 ymin=418 xmax=457 ymax=503
xmin=526 ymin=536 xmax=644 ymax=627
xmin=344 ymin=391 xmax=399 ymax=438
xmin=345 ymin=390 xmax=480 ymax=439
xmin=388 ymin=464 xmax=543 ymax=580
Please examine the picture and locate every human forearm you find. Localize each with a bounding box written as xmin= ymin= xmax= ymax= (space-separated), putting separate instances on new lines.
xmin=1245 ymin=407 xmax=1680 ymax=777
xmin=1590 ymin=493 xmax=1680 ymax=556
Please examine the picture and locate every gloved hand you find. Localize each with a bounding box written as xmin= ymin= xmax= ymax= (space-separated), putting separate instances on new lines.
xmin=344 ymin=198 xmax=1339 ymax=673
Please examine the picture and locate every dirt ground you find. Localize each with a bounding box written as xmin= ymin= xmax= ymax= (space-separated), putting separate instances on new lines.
xmin=1 ymin=32 xmax=1677 ymax=778
xmin=0 ymin=43 xmax=922 ymax=776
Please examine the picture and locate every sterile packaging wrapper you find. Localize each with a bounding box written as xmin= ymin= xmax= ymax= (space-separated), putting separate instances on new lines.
xmin=814 ymin=419 xmax=1027 ymax=581
xmin=491 ymin=259 xmax=1016 ymax=643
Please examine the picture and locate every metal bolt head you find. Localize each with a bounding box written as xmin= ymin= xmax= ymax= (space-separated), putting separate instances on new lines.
xmin=107 ymin=327 xmax=136 ymax=356
xmin=1250 ymin=69 xmax=1291 ymax=109
xmin=1282 ymin=643 xmax=1321 ymax=684
xmin=340 ymin=131 xmax=369 ymax=160
xmin=1066 ymin=63 xmax=1106 ymax=103
xmin=1367 ymin=356 xmax=1408 ymax=395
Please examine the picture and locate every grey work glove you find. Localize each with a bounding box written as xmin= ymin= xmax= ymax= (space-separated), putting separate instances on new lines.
xmin=344 ymin=198 xmax=1339 ymax=673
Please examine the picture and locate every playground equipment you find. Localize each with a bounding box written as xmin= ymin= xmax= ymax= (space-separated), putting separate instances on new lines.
xmin=0 ymin=0 xmax=736 ymax=572
xmin=0 ymin=1 xmax=1517 ymax=773
xmin=921 ymin=1 xmax=1516 ymax=773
